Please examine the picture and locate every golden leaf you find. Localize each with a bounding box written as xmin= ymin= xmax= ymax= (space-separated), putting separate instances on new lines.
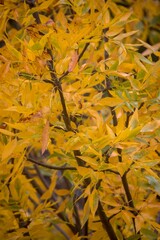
xmin=41 ymin=120 xmax=50 ymax=155
xmin=2 ymin=138 xmax=17 ymax=161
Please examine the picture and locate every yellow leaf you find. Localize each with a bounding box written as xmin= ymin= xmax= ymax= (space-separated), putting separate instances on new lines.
xmin=5 ymin=42 xmax=22 ymax=61
xmin=55 ymin=189 xmax=70 ymax=196
xmin=118 ymin=44 xmax=127 ymax=65
xmin=106 ymin=124 xmax=115 ymax=139
xmin=41 ymin=175 xmax=57 ymax=200
xmin=81 ymin=198 xmax=90 ymax=228
xmin=56 ymin=198 xmax=68 ymax=213
xmin=114 ymin=30 xmax=138 ymax=41
xmin=134 ymin=55 xmax=148 ymax=72
xmin=9 ymin=177 xmax=21 ymax=201
xmin=93 ymin=135 xmax=112 ymax=149
xmin=5 ymin=106 xmax=33 ymax=114
xmin=99 ymin=97 xmax=123 ymax=107
xmin=121 ymin=210 xmax=135 ymax=224
xmin=89 ymin=189 xmax=99 ymax=217
xmin=2 ymin=138 xmax=17 ymax=161
xmin=9 ymin=153 xmax=25 ymax=181
xmin=41 ymin=120 xmax=50 ymax=154
xmin=0 ymin=129 xmax=15 ymax=136
xmin=129 ymin=109 xmax=139 ymax=129
xmin=137 ymin=39 xmax=155 ymax=53
xmin=116 ymin=110 xmax=125 ymax=135
xmin=77 ymin=166 xmax=92 ymax=177
xmin=26 ymin=48 xmax=36 ymax=61
xmin=56 ymin=57 xmax=70 ymax=74
xmin=118 ymin=11 xmax=133 ymax=23
xmin=114 ymin=127 xmax=141 ymax=143
xmin=0 ymin=185 xmax=9 ymax=202
xmin=106 ymin=27 xmax=124 ymax=37
xmin=141 ymin=120 xmax=160 ymax=132
xmin=116 ymin=162 xmax=131 ymax=176
xmin=78 ymin=156 xmax=98 ymax=167
xmin=37 ymin=0 xmax=56 ymax=11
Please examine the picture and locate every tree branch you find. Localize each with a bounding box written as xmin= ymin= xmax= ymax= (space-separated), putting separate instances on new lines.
xmin=97 ymin=201 xmax=118 ymax=240
xmin=78 ymin=42 xmax=90 ymax=62
xmin=27 ymin=158 xmax=76 ymax=170
xmin=117 ymin=148 xmax=138 ymax=235
xmin=26 ymin=0 xmax=41 ymax=24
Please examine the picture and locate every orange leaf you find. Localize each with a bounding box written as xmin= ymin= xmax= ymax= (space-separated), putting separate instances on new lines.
xmin=68 ymin=51 xmax=78 ymax=72
xmin=41 ymin=120 xmax=49 ymax=155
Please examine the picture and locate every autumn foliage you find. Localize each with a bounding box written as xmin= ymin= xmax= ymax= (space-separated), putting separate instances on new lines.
xmin=0 ymin=0 xmax=160 ymax=239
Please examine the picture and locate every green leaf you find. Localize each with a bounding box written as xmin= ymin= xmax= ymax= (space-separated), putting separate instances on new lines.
xmin=145 ymin=176 xmax=160 ymax=195
xmin=141 ymin=228 xmax=158 ymax=239
xmin=126 ymin=234 xmax=141 ymax=240
xmin=18 ymin=72 xmax=37 ymax=80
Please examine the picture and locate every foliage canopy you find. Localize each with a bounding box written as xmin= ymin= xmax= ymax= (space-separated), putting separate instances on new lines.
xmin=0 ymin=0 xmax=160 ymax=239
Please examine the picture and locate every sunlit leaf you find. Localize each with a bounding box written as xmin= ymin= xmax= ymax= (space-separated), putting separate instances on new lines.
xmin=141 ymin=120 xmax=160 ymax=132
xmin=2 ymin=138 xmax=17 ymax=161
xmin=89 ymin=188 xmax=99 ymax=217
xmin=129 ymin=109 xmax=139 ymax=129
xmin=114 ymin=30 xmax=138 ymax=41
xmin=0 ymin=129 xmax=15 ymax=136
xmin=41 ymin=120 xmax=50 ymax=155
xmin=99 ymin=97 xmax=123 ymax=107
xmin=81 ymin=198 xmax=90 ymax=228
xmin=5 ymin=42 xmax=22 ymax=61
xmin=41 ymin=175 xmax=57 ymax=200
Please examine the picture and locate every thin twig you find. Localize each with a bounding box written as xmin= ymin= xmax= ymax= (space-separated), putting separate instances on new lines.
xmin=27 ymin=158 xmax=76 ymax=170
xmin=78 ymin=42 xmax=90 ymax=62
xmin=54 ymin=224 xmax=71 ymax=240
xmin=117 ymin=148 xmax=138 ymax=234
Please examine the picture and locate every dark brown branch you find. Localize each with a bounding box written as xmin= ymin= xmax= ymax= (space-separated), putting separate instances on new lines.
xmin=125 ymin=103 xmax=144 ymax=128
xmin=8 ymin=19 xmax=21 ymax=30
xmin=117 ymin=149 xmax=135 ymax=210
xmin=26 ymin=0 xmax=41 ymax=24
xmin=78 ymin=42 xmax=90 ymax=62
xmin=117 ymin=148 xmax=138 ymax=235
xmin=155 ymin=150 xmax=160 ymax=157
xmin=97 ymin=201 xmax=118 ymax=240
xmin=58 ymin=84 xmax=73 ymax=131
xmin=54 ymin=224 xmax=70 ymax=240
xmin=73 ymin=200 xmax=82 ymax=234
xmin=59 ymin=71 xmax=69 ymax=81
xmin=27 ymin=158 xmax=76 ymax=170
xmin=34 ymin=164 xmax=50 ymax=189
xmin=47 ymin=53 xmax=73 ymax=132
